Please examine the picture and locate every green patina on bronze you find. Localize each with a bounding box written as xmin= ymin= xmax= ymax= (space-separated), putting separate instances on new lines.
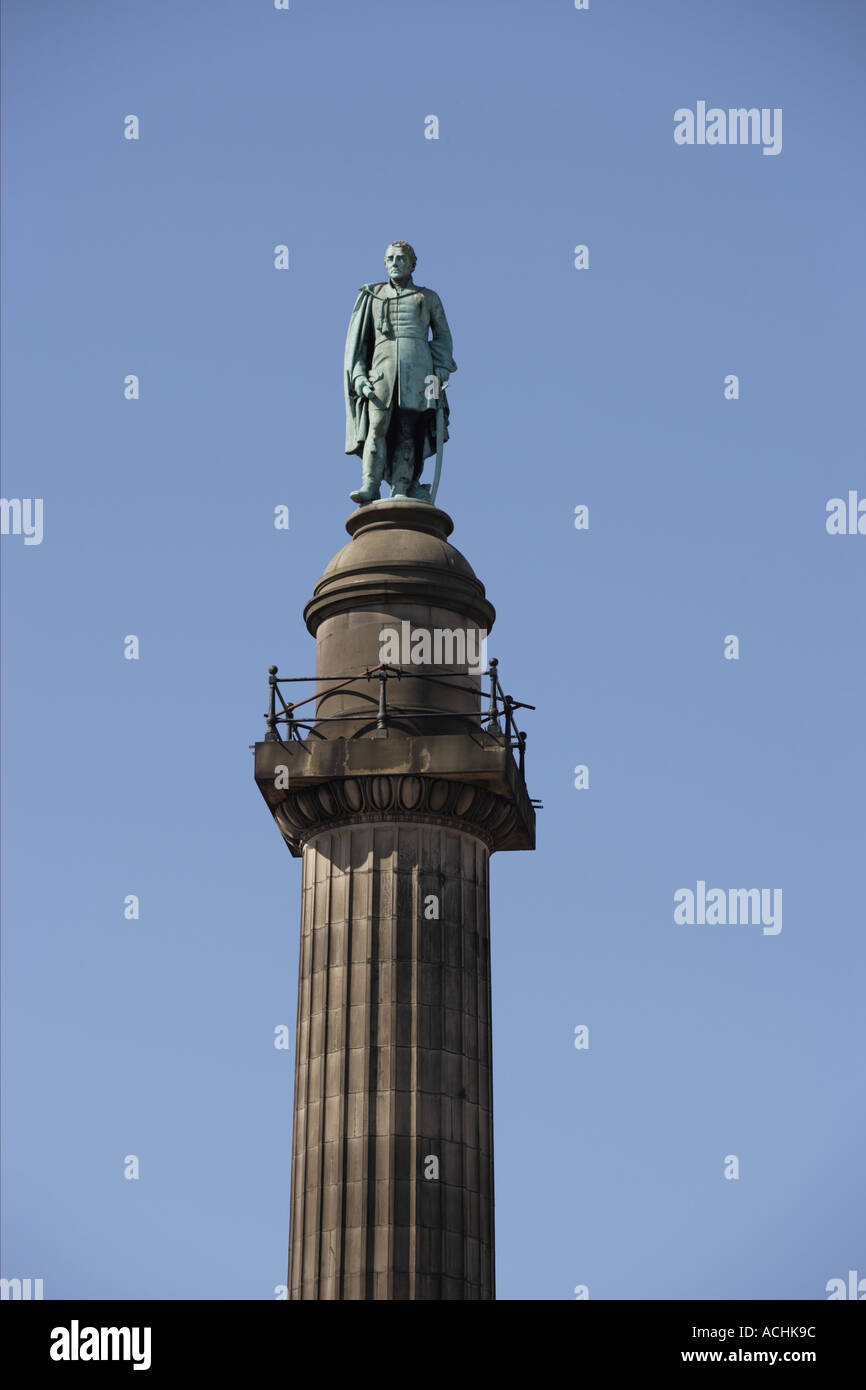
xmin=344 ymin=241 xmax=456 ymax=506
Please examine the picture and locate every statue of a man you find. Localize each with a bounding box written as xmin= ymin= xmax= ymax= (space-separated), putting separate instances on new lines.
xmin=344 ymin=242 xmax=457 ymax=505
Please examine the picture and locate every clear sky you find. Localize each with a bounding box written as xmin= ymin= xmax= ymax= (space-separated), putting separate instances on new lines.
xmin=2 ymin=0 xmax=864 ymax=1301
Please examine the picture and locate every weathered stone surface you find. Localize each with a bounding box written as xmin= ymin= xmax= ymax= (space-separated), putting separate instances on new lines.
xmin=257 ymin=501 xmax=535 ymax=1300
xmin=256 ymin=761 xmax=534 ymax=857
xmin=256 ymin=731 xmax=532 ymax=817
xmin=288 ymin=822 xmax=495 ymax=1300
xmin=303 ymin=502 xmax=494 ymax=740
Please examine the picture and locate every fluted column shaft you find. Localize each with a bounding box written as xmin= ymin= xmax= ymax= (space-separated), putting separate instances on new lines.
xmin=289 ymin=820 xmax=494 ymax=1300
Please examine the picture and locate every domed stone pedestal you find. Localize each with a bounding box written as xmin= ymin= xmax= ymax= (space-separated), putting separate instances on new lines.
xmin=254 ymin=501 xmax=534 ymax=1300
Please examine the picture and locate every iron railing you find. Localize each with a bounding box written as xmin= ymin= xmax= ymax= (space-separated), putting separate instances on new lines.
xmin=262 ymin=659 xmax=534 ymax=785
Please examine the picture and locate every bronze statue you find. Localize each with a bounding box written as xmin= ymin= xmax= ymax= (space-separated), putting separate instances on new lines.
xmin=344 ymin=242 xmax=456 ymax=505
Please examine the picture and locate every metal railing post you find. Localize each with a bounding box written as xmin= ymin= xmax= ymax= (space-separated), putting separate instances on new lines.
xmin=487 ymin=657 xmax=500 ymax=732
xmin=266 ymin=665 xmax=278 ymax=741
xmin=374 ymin=669 xmax=389 ymax=738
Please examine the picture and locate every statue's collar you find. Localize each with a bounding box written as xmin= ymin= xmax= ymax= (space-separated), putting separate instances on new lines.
xmin=369 ymin=279 xmax=417 ymax=298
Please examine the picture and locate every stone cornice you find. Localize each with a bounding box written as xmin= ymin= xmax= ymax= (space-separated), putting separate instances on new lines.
xmin=255 ymin=732 xmax=536 ymax=856
xmin=272 ymin=773 xmax=522 ymax=856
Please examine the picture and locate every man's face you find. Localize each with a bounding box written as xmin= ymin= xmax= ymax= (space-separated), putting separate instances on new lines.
xmin=385 ymin=245 xmax=412 ymax=280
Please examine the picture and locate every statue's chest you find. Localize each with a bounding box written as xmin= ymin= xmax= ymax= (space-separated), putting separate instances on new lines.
xmin=378 ymin=292 xmax=429 ymax=336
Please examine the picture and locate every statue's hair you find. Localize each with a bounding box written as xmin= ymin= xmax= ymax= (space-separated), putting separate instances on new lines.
xmin=384 ymin=241 xmax=417 ymax=271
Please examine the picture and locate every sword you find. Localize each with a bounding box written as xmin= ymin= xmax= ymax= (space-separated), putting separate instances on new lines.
xmin=430 ymin=380 xmax=448 ymax=505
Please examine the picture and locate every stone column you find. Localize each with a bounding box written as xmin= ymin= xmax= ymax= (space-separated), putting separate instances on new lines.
xmin=254 ymin=500 xmax=535 ymax=1301
xmin=290 ymin=820 xmax=493 ymax=1300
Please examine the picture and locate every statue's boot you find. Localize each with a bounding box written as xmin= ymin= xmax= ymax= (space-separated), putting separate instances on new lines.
xmin=349 ymin=478 xmax=379 ymax=505
xmin=350 ymin=450 xmax=385 ymax=505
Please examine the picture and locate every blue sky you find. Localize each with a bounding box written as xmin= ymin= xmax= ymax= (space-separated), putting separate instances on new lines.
xmin=2 ymin=0 xmax=864 ymax=1300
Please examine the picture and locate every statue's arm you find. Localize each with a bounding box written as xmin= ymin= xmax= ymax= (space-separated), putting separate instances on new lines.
xmin=427 ymin=292 xmax=457 ymax=376
xmin=347 ymin=287 xmax=375 ymax=386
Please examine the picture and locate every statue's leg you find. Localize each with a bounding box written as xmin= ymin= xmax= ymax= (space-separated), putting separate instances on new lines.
xmin=391 ymin=409 xmax=431 ymax=501
xmin=389 ymin=410 xmax=422 ymax=499
xmin=350 ymin=401 xmax=389 ymax=505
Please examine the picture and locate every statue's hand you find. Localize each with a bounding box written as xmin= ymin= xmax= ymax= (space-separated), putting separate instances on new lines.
xmin=355 ymin=377 xmax=374 ymax=400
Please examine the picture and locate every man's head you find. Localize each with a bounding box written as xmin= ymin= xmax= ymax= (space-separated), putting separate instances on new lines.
xmin=384 ymin=241 xmax=417 ymax=280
